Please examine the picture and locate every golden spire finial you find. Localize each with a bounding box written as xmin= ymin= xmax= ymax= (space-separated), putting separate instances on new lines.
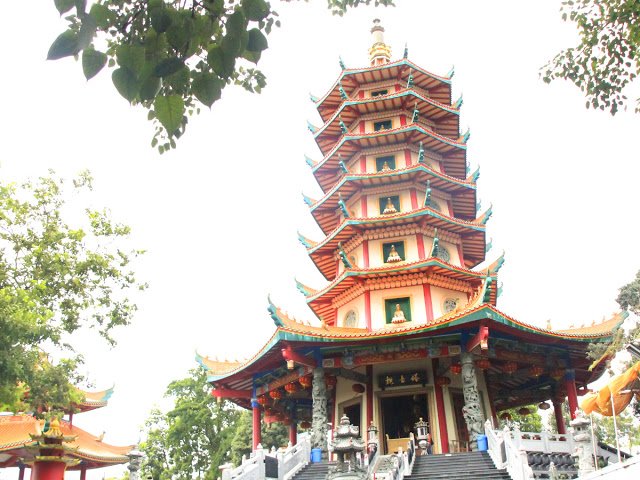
xmin=369 ymin=19 xmax=391 ymax=66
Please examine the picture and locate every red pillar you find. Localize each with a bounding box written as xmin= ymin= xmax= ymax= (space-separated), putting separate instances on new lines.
xmin=553 ymin=402 xmax=566 ymax=434
xmin=432 ymin=359 xmax=450 ymax=453
xmin=289 ymin=423 xmax=297 ymax=445
xmin=252 ymin=402 xmax=262 ymax=450
xmin=366 ymin=365 xmax=374 ymax=428
xmin=31 ymin=460 xmax=66 ymax=480
xmin=565 ymin=371 xmax=579 ymax=419
xmin=79 ymin=465 xmax=86 ymax=480
xmin=18 ymin=464 xmax=26 ymax=480
xmin=364 ymin=290 xmax=372 ymax=331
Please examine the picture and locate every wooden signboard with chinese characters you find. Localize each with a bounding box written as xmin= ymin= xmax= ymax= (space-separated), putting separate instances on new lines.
xmin=378 ymin=369 xmax=428 ymax=390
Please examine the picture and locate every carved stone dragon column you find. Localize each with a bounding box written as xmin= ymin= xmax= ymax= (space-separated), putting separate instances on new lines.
xmin=460 ymin=353 xmax=485 ymax=451
xmin=311 ymin=367 xmax=328 ymax=456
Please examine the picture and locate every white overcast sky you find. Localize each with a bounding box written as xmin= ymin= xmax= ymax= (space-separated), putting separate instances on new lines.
xmin=1 ymin=1 xmax=639 ymax=478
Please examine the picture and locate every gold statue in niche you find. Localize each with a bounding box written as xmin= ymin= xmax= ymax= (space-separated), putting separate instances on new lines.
xmin=381 ymin=160 xmax=392 ymax=172
xmin=391 ymin=304 xmax=407 ymax=324
xmin=383 ymin=197 xmax=397 ymax=214
xmin=386 ymin=244 xmax=402 ymax=263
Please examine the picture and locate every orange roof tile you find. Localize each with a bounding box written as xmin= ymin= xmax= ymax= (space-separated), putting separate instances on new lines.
xmin=0 ymin=415 xmax=132 ymax=466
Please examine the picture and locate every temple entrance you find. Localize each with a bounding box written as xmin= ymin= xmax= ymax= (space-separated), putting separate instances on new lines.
xmin=450 ymin=389 xmax=469 ymax=452
xmin=380 ymin=393 xmax=429 ymax=453
xmin=339 ymin=398 xmax=362 ymax=430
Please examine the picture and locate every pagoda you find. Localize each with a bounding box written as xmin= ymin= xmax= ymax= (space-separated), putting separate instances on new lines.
xmin=198 ymin=20 xmax=625 ymax=457
xmin=0 ymin=386 xmax=135 ymax=480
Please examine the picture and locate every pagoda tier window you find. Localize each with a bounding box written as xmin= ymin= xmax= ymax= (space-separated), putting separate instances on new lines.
xmin=343 ymin=309 xmax=359 ymax=328
xmin=443 ymin=297 xmax=460 ymax=313
xmin=376 ymin=155 xmax=396 ymax=172
xmin=382 ymin=241 xmax=405 ymax=263
xmin=371 ymin=89 xmax=388 ymax=97
xmin=374 ymin=119 xmax=392 ymax=131
xmin=384 ymin=297 xmax=411 ymax=324
xmin=433 ymin=244 xmax=450 ymax=263
xmin=379 ymin=195 xmax=400 ymax=215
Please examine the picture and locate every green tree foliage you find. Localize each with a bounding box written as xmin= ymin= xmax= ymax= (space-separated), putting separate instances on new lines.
xmin=542 ymin=0 xmax=640 ymax=115
xmin=500 ymin=405 xmax=544 ymax=432
xmin=588 ymin=270 xmax=640 ymax=368
xmin=229 ymin=410 xmax=288 ymax=465
xmin=0 ymin=171 xmax=145 ymax=414
xmin=140 ymin=369 xmax=241 ymax=480
xmin=592 ymin=408 xmax=640 ymax=452
xmin=48 ymin=0 xmax=395 ymax=153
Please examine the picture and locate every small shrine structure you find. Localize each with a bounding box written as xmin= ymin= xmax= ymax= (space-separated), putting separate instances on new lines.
xmin=0 ymin=387 xmax=135 ymax=480
xmin=198 ymin=20 xmax=625 ymax=458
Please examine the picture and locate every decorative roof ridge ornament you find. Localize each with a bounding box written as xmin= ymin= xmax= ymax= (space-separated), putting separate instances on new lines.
xmin=454 ymin=94 xmax=463 ymax=109
xmin=411 ymin=102 xmax=419 ymax=123
xmin=307 ymin=120 xmax=319 ymax=133
xmin=423 ymin=180 xmax=433 ymax=208
xmin=406 ymin=68 xmax=414 ymax=88
xmin=447 ymin=65 xmax=455 ymax=79
xmin=339 ymin=56 xmax=346 ymax=70
xmin=297 ymin=231 xmax=316 ymax=248
xmin=338 ymin=155 xmax=349 ymax=174
xmin=302 ymin=192 xmax=315 ymax=207
xmin=304 ymin=154 xmax=317 ymax=168
xmin=295 ymin=278 xmax=315 ymax=297
xmin=369 ymin=18 xmax=391 ymax=66
xmin=338 ymin=82 xmax=348 ymax=100
xmin=430 ymin=228 xmax=440 ymax=258
xmin=403 ymin=43 xmax=409 ymax=59
xmin=417 ymin=141 xmax=425 ymax=163
xmin=267 ymin=294 xmax=285 ymax=327
xmin=338 ymin=242 xmax=352 ymax=269
xmin=338 ymin=117 xmax=348 ymax=134
xmin=478 ymin=204 xmax=493 ymax=225
xmin=338 ymin=194 xmax=349 ymax=218
xmin=485 ymin=237 xmax=493 ymax=253
xmin=309 ymin=92 xmax=319 ymax=103
xmin=459 ymin=128 xmax=470 ymax=143
xmin=467 ymin=166 xmax=480 ymax=182
xmin=482 ymin=276 xmax=493 ymax=303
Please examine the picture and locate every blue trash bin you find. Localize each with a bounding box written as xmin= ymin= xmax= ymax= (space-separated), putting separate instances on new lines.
xmin=477 ymin=434 xmax=488 ymax=451
xmin=311 ymin=448 xmax=322 ymax=463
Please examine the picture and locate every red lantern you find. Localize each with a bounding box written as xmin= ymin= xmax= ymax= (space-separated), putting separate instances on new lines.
xmin=502 ymin=361 xmax=518 ymax=375
xmin=273 ymin=412 xmax=284 ymax=421
xmin=299 ymin=374 xmax=313 ymax=389
xmin=269 ymin=389 xmax=283 ymax=401
xmin=499 ymin=412 xmax=512 ymax=421
xmin=450 ymin=364 xmax=462 ymax=375
xmin=476 ymin=358 xmax=491 ymax=370
xmin=325 ymin=375 xmax=337 ymax=390
xmin=435 ymin=376 xmax=451 ymax=387
xmin=300 ymin=421 xmax=311 ymax=429
xmin=550 ymin=368 xmax=564 ymax=381
xmin=518 ymin=407 xmax=530 ymax=416
xmin=284 ymin=382 xmax=299 ymax=395
xmin=538 ymin=402 xmax=551 ymax=410
xmin=352 ymin=384 xmax=365 ymax=394
xmin=529 ymin=365 xmax=544 ymax=378
xmin=257 ymin=395 xmax=269 ymax=406
xmin=282 ymin=417 xmax=292 ymax=426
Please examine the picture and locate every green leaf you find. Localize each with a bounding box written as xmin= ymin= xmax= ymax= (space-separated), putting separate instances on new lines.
xmin=78 ymin=12 xmax=97 ymax=50
xmin=154 ymin=58 xmax=185 ymax=78
xmin=154 ymin=95 xmax=184 ymax=135
xmin=192 ymin=74 xmax=222 ymax=107
xmin=112 ymin=68 xmax=139 ymax=102
xmin=242 ymin=0 xmax=270 ymax=21
xmin=247 ymin=29 xmax=268 ymax=52
xmin=139 ymin=76 xmax=161 ymax=101
xmin=167 ymin=13 xmax=193 ymax=50
xmin=151 ymin=10 xmax=172 ymax=34
xmin=47 ymin=31 xmax=79 ymax=60
xmin=207 ymin=45 xmax=235 ymax=78
xmin=227 ymin=9 xmax=247 ymax=36
xmin=82 ymin=48 xmax=107 ymax=80
xmin=54 ymin=0 xmax=75 ymax=15
xmin=89 ymin=4 xmax=111 ymax=29
xmin=241 ymin=49 xmax=261 ymax=64
xmin=116 ymin=45 xmax=145 ymax=76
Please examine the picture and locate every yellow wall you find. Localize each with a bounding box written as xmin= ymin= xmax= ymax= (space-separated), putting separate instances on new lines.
xmin=369 ymin=285 xmax=427 ymax=329
xmin=430 ymin=285 xmax=466 ymax=319
xmin=336 ymin=295 xmax=366 ymax=328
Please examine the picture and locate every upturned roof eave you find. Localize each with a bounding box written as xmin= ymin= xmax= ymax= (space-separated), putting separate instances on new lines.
xmin=315 ymin=59 xmax=452 ymax=110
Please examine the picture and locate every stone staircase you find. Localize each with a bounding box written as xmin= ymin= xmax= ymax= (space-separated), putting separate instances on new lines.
xmin=290 ymin=461 xmax=335 ymax=480
xmin=406 ymin=451 xmax=511 ymax=480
